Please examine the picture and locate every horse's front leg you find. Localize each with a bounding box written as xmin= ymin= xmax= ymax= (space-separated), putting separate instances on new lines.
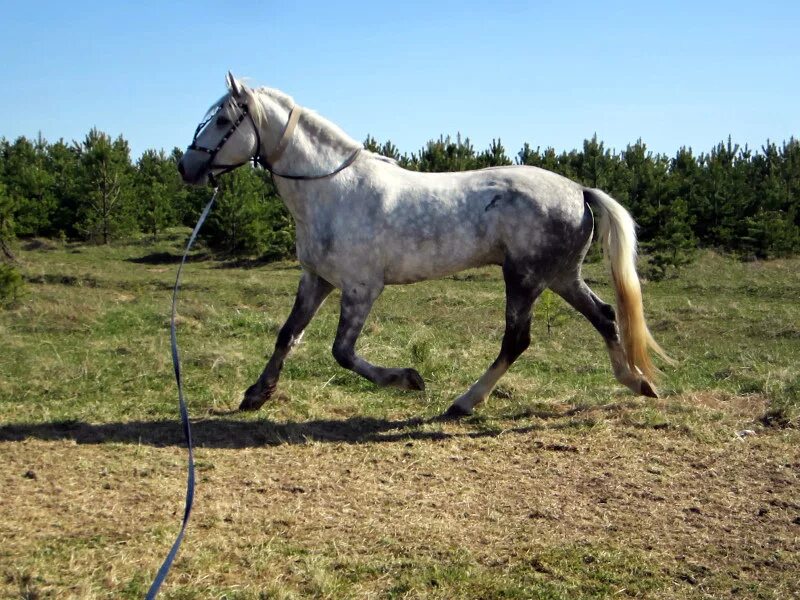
xmin=332 ymin=284 xmax=425 ymax=391
xmin=239 ymin=271 xmax=333 ymax=411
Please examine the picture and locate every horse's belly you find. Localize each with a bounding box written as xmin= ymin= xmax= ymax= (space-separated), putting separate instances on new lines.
xmin=382 ymin=232 xmax=502 ymax=284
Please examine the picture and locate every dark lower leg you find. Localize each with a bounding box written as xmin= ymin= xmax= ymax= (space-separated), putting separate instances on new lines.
xmin=447 ymin=263 xmax=541 ymax=415
xmin=332 ymin=285 xmax=425 ymax=391
xmin=553 ymin=279 xmax=657 ymax=398
xmin=240 ymin=272 xmax=334 ymax=410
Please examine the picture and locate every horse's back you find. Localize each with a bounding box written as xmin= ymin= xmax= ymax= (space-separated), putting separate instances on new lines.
xmin=363 ymin=162 xmax=592 ymax=284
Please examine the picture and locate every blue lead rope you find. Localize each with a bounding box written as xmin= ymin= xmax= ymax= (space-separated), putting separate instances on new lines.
xmin=146 ymin=189 xmax=218 ymax=600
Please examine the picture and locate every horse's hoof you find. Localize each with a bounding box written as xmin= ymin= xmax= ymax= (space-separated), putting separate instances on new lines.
xmin=386 ymin=368 xmax=426 ymax=391
xmin=238 ymin=394 xmax=266 ymax=411
xmin=239 ymin=382 xmax=275 ymax=411
xmin=640 ymin=380 xmax=659 ymax=399
xmin=441 ymin=403 xmax=472 ymax=420
xmin=405 ymin=368 xmax=426 ymax=391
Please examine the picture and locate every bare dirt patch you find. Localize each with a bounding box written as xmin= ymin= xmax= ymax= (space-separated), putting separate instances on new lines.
xmin=2 ymin=403 xmax=798 ymax=599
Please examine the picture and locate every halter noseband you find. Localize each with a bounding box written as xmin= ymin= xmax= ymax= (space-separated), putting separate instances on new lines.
xmin=187 ymin=99 xmax=361 ymax=186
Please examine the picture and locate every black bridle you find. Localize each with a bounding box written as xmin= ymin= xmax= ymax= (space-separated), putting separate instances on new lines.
xmin=187 ymin=99 xmax=361 ymax=186
xmin=188 ymin=101 xmax=262 ymax=187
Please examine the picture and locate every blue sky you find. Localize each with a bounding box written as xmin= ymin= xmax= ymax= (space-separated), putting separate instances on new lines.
xmin=1 ymin=1 xmax=798 ymax=161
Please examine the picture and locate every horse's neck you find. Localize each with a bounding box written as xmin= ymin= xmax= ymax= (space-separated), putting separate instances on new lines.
xmin=258 ymin=91 xmax=359 ymax=178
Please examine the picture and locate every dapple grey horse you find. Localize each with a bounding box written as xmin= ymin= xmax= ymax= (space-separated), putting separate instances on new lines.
xmin=178 ymin=73 xmax=670 ymax=417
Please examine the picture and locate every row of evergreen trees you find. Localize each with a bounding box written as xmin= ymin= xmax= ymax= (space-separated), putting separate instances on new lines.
xmin=1 ymin=130 xmax=799 ymax=265
xmin=0 ymin=131 xmax=293 ymax=258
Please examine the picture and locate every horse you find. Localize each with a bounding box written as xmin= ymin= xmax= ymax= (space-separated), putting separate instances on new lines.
xmin=178 ymin=72 xmax=671 ymax=417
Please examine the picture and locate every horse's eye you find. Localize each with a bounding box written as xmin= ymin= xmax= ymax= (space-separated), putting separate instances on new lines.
xmin=217 ymin=116 xmax=231 ymax=127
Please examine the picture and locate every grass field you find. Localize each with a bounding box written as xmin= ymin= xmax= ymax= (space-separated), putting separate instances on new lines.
xmin=1 ymin=233 xmax=799 ymax=599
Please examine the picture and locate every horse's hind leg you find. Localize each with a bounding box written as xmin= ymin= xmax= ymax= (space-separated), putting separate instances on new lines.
xmin=551 ymin=277 xmax=658 ymax=397
xmin=445 ymin=261 xmax=546 ymax=417
xmin=240 ymin=271 xmax=333 ymax=411
xmin=332 ymin=283 xmax=425 ymax=391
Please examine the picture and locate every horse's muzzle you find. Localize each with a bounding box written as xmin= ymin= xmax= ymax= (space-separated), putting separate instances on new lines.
xmin=177 ymin=155 xmax=209 ymax=186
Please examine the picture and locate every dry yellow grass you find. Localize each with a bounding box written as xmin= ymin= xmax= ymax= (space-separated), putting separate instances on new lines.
xmin=2 ymin=395 xmax=799 ymax=598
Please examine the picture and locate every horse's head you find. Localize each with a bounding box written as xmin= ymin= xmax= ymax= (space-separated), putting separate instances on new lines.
xmin=178 ymin=72 xmax=262 ymax=186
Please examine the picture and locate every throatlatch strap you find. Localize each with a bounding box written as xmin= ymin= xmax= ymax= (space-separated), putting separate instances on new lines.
xmin=145 ymin=189 xmax=218 ymax=600
xmin=265 ymin=106 xmax=302 ymax=167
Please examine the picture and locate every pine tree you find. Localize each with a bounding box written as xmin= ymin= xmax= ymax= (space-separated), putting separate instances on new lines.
xmin=256 ymin=169 xmax=296 ymax=260
xmin=363 ymin=135 xmax=381 ymax=153
xmin=46 ymin=140 xmax=82 ymax=238
xmin=77 ymin=129 xmax=135 ymax=244
xmin=202 ymin=167 xmax=285 ymax=255
xmin=642 ymin=197 xmax=698 ymax=280
xmin=1 ymin=135 xmax=56 ymax=237
xmin=415 ymin=134 xmax=477 ymax=172
xmin=622 ymin=140 xmax=670 ymax=243
xmin=169 ymin=147 xmax=207 ymax=226
xmin=697 ymin=137 xmax=750 ymax=249
xmin=0 ymin=180 xmax=23 ymax=306
xmin=363 ymin=135 xmax=402 ymax=162
xmin=135 ymin=149 xmax=177 ymax=241
xmin=743 ymin=140 xmax=800 ymax=257
xmin=0 ymin=182 xmax=15 ymax=261
xmin=477 ymin=139 xmax=512 ymax=167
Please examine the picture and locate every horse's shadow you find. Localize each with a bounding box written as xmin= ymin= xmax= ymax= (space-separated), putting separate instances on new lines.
xmin=126 ymin=251 xmax=213 ymax=265
xmin=0 ymin=413 xmax=546 ymax=449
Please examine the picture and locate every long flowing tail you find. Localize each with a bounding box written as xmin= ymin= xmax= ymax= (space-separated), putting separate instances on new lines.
xmin=584 ymin=189 xmax=672 ymax=381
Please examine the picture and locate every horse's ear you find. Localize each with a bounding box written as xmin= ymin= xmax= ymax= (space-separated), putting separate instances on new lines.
xmin=226 ymin=71 xmax=242 ymax=97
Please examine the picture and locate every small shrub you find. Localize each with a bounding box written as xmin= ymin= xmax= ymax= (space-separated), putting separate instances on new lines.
xmin=537 ymin=290 xmax=570 ymax=335
xmin=760 ymin=374 xmax=800 ymax=428
xmin=641 ymin=197 xmax=698 ymax=281
xmin=410 ymin=339 xmax=431 ymax=365
xmin=0 ymin=263 xmax=24 ymax=307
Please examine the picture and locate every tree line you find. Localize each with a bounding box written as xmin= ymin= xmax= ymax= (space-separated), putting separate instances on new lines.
xmin=1 ymin=129 xmax=799 ymax=269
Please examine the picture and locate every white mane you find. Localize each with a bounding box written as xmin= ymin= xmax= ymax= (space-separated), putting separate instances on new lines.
xmin=250 ymin=86 xmax=361 ymax=153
